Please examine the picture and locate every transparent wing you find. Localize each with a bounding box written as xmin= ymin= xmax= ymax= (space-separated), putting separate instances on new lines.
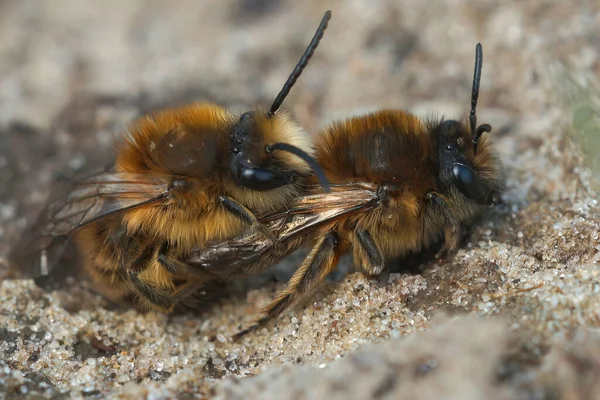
xmin=10 ymin=171 xmax=172 ymax=278
xmin=186 ymin=184 xmax=381 ymax=276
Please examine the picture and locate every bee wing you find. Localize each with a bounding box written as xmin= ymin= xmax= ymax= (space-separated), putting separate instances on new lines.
xmin=10 ymin=171 xmax=172 ymax=278
xmin=186 ymin=184 xmax=380 ymax=275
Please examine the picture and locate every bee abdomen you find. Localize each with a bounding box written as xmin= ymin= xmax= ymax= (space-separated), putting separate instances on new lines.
xmin=76 ymin=220 xmax=133 ymax=300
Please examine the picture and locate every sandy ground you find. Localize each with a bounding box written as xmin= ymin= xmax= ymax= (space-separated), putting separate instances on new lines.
xmin=1 ymin=0 xmax=600 ymax=399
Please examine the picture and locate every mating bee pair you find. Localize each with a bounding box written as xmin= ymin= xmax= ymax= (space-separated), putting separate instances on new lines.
xmin=10 ymin=10 xmax=503 ymax=338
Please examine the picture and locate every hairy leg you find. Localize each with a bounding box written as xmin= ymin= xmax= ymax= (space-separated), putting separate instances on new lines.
xmin=233 ymin=231 xmax=341 ymax=339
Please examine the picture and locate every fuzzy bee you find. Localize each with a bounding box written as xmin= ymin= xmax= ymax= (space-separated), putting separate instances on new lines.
xmin=9 ymin=11 xmax=333 ymax=311
xmin=188 ymin=43 xmax=504 ymax=338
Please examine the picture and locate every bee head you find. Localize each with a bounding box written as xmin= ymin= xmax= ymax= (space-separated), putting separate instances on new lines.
xmin=434 ymin=119 xmax=500 ymax=205
xmin=434 ymin=43 xmax=502 ymax=206
xmin=230 ymin=110 xmax=330 ymax=192
xmin=229 ymin=11 xmax=332 ymax=193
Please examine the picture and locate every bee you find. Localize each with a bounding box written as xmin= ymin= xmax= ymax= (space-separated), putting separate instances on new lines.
xmin=188 ymin=43 xmax=504 ymax=338
xmin=9 ymin=11 xmax=333 ymax=311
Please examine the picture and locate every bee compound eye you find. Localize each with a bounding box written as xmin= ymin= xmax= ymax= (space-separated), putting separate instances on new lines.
xmin=451 ymin=163 xmax=475 ymax=185
xmin=239 ymin=167 xmax=288 ymax=191
xmin=451 ymin=163 xmax=495 ymax=205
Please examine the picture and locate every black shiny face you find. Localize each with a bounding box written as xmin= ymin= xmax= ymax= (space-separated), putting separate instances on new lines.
xmin=435 ymin=120 xmax=499 ymax=205
xmin=436 ymin=120 xmax=467 ymax=186
xmin=231 ymin=111 xmax=257 ymax=156
xmin=229 ymin=112 xmax=296 ymax=192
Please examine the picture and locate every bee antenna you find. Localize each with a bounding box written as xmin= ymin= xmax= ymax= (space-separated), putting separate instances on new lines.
xmin=267 ymin=10 xmax=332 ymax=117
xmin=470 ymin=43 xmax=491 ymax=154
xmin=469 ymin=43 xmax=483 ymax=139
xmin=266 ymin=142 xmax=331 ymax=192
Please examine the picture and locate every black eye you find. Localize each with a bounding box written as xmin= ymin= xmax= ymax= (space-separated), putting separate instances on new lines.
xmin=451 ymin=163 xmax=495 ymax=205
xmin=239 ymin=167 xmax=289 ymax=191
xmin=445 ymin=144 xmax=457 ymax=152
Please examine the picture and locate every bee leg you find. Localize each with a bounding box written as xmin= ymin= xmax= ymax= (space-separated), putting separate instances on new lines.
xmin=439 ymin=223 xmax=462 ymax=258
xmin=425 ymin=191 xmax=460 ymax=257
xmin=168 ymin=276 xmax=223 ymax=311
xmin=218 ymin=195 xmax=284 ymax=249
xmin=233 ymin=231 xmax=341 ymax=340
xmin=156 ymin=241 xmax=192 ymax=275
xmin=352 ymin=229 xmax=385 ymax=277
xmin=156 ymin=242 xmax=212 ymax=284
xmin=127 ymin=243 xmax=174 ymax=311
xmin=441 ymin=224 xmax=462 ymax=257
